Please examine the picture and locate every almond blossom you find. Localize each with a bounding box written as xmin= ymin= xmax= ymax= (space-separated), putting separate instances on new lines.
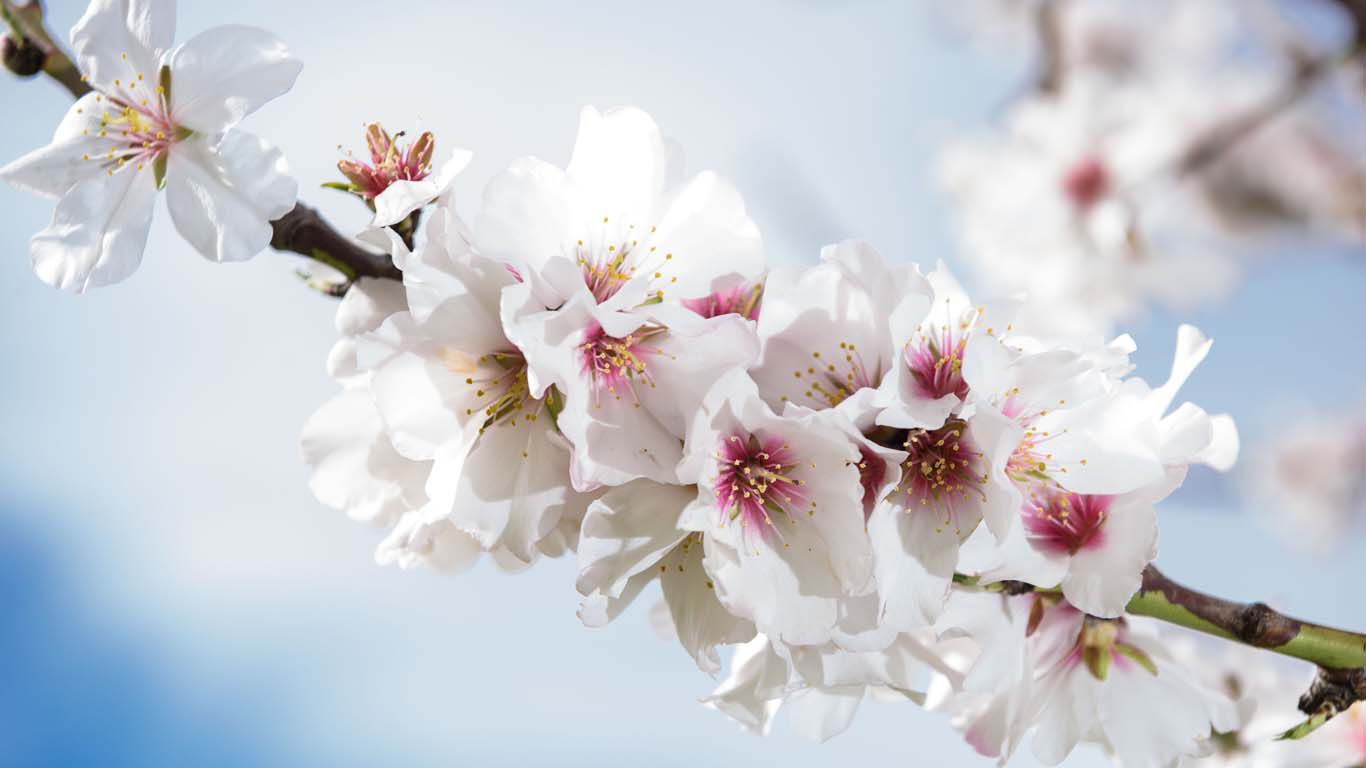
xmin=939 ymin=592 xmax=1241 ymax=767
xmin=490 ymin=106 xmax=765 ymax=489
xmin=0 ymin=0 xmax=301 ymax=291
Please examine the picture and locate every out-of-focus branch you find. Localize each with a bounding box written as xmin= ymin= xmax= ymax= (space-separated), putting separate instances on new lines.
xmin=1 ymin=0 xmax=398 ymax=296
xmin=1177 ymin=52 xmax=1338 ymax=176
xmin=1033 ymin=0 xmax=1065 ymax=94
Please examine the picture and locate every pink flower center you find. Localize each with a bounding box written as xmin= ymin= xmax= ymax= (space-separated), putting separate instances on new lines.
xmin=338 ymin=124 xmax=433 ymax=199
xmin=1062 ymin=156 xmax=1110 ymax=210
xmin=682 ymin=281 xmax=763 ymax=321
xmin=81 ymin=83 xmax=178 ymax=176
xmin=904 ymin=325 xmax=969 ymax=402
xmin=715 ymin=432 xmax=811 ymax=539
xmin=1022 ymin=489 xmax=1112 ymax=555
xmin=898 ymin=419 xmax=986 ymax=533
xmin=578 ymin=322 xmax=665 ymax=403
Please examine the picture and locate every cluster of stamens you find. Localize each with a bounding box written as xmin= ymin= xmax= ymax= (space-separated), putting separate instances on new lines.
xmin=78 ymin=55 xmax=177 ymax=177
xmin=579 ymin=322 xmax=667 ymax=405
xmin=904 ymin=302 xmax=980 ymax=402
xmin=575 ymin=217 xmax=678 ymax=303
xmin=896 ymin=419 xmax=987 ymax=534
xmin=444 ymin=348 xmax=539 ymax=435
xmin=337 ymin=122 xmax=433 ymax=199
xmin=714 ymin=432 xmax=813 ymax=542
xmin=786 ymin=341 xmax=878 ymax=409
xmin=1021 ymin=488 xmax=1112 ymax=556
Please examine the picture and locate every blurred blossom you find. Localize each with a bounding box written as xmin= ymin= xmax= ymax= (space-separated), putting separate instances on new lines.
xmin=1245 ymin=406 xmax=1366 ymax=552
xmin=938 ymin=75 xmax=1241 ymax=338
xmin=936 ymin=0 xmax=1366 ymax=339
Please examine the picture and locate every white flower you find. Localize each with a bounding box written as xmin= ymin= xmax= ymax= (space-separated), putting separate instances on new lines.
xmin=300 ymin=278 xmax=483 ymax=572
xmin=966 ymin=325 xmax=1238 ymax=617
xmin=675 ymin=371 xmax=872 ymax=647
xmin=489 ymin=106 xmax=764 ymax=488
xmin=942 ymin=593 xmax=1240 ymax=766
xmin=0 ymin=0 xmax=301 ymax=291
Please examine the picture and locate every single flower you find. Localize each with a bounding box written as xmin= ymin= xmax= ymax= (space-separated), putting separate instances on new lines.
xmin=0 ymin=0 xmax=302 ymax=291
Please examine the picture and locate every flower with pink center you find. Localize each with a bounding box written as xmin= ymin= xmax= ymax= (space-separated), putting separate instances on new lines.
xmin=876 ymin=261 xmax=1008 ymax=432
xmin=677 ymin=371 xmax=873 ymax=646
xmin=1021 ymin=489 xmax=1111 ymax=556
xmin=904 ymin=324 xmax=970 ymax=403
xmin=714 ymin=432 xmax=811 ymax=539
xmin=337 ymin=123 xmax=434 ymax=200
xmin=939 ymin=592 xmax=1239 ymax=767
xmin=899 ymin=420 xmax=988 ymax=534
xmin=578 ymin=321 xmax=663 ymax=403
xmin=0 ymin=0 xmax=302 ymax=291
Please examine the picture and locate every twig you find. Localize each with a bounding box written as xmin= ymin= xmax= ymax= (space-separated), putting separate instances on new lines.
xmin=1033 ymin=0 xmax=1065 ymax=95
xmin=1 ymin=0 xmax=397 ymax=296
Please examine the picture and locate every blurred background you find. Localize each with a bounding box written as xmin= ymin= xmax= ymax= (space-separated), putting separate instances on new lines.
xmin=0 ymin=1 xmax=1362 ymax=765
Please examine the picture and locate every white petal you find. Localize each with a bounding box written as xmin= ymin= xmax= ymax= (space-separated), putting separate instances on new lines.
xmin=1061 ymin=495 xmax=1157 ymax=617
xmin=165 ymin=131 xmax=296 ymax=263
xmin=30 ymin=165 xmax=157 ymax=292
xmin=476 ymin=157 xmax=571 ymax=296
xmin=0 ymin=93 xmax=108 ymax=198
xmin=631 ymin=170 xmax=762 ymax=303
xmin=447 ymin=408 xmax=574 ymax=564
xmin=867 ymin=502 xmax=958 ymax=631
xmin=659 ymin=534 xmax=755 ymax=676
xmin=704 ymin=530 xmax=842 ymax=647
xmin=70 ymin=0 xmax=175 ymax=93
xmin=166 ymin=25 xmax=302 ymax=134
xmin=564 ymin=106 xmax=675 ymax=228
xmin=371 ymin=149 xmax=473 ymax=228
xmin=576 ymin=481 xmax=692 ymax=602
xmin=300 ymin=388 xmax=428 ymax=525
xmin=784 ymin=687 xmax=864 ymax=743
xmin=702 ymin=636 xmax=789 ymax=735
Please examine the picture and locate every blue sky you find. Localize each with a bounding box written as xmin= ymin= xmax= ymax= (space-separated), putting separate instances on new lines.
xmin=0 ymin=1 xmax=1362 ymax=765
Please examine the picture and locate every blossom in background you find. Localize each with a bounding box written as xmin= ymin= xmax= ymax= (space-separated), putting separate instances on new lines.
xmin=938 ymin=76 xmax=1240 ymax=338
xmin=0 ymin=0 xmax=301 ymax=291
xmin=491 ymin=106 xmax=765 ymax=489
xmin=1246 ymin=406 xmax=1366 ymax=552
xmin=936 ymin=0 xmax=1366 ymax=339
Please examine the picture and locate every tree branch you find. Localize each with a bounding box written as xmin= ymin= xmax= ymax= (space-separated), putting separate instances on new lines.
xmin=1 ymin=0 xmax=397 ymax=296
xmin=1128 ymin=566 xmax=1366 ymax=671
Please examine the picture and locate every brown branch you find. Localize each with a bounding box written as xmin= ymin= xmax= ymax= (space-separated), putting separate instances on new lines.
xmin=2 ymin=0 xmax=398 ymax=296
xmin=1033 ymin=0 xmax=1066 ymax=95
xmin=1178 ymin=48 xmax=1340 ymax=176
xmin=270 ymin=203 xmax=402 ymax=283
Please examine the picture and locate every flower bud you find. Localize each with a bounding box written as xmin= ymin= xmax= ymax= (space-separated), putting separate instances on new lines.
xmin=2 ymin=34 xmax=46 ymax=78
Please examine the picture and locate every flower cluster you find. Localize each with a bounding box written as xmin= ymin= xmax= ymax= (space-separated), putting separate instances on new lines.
xmin=302 ymin=106 xmax=1244 ymax=766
